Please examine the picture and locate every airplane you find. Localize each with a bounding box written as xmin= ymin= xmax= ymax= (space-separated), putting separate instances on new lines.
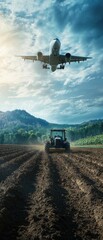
xmin=18 ymin=38 xmax=91 ymax=72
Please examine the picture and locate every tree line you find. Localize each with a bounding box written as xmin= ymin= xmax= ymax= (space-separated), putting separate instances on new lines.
xmin=0 ymin=121 xmax=103 ymax=144
xmin=67 ymin=122 xmax=103 ymax=142
xmin=74 ymin=134 xmax=103 ymax=145
xmin=0 ymin=128 xmax=48 ymax=144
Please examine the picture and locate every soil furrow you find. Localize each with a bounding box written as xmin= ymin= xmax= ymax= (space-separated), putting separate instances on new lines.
xmin=76 ymin=155 xmax=103 ymax=170
xmin=70 ymin=151 xmax=103 ymax=167
xmin=0 ymin=151 xmax=42 ymax=240
xmin=0 ymin=146 xmax=103 ymax=240
xmin=60 ymin=153 xmax=103 ymax=198
xmin=0 ymin=151 xmax=36 ymax=182
xmin=69 ymin=157 xmax=103 ymax=200
xmin=0 ymin=151 xmax=26 ymax=164
xmin=48 ymin=154 xmax=77 ymax=240
xmin=0 ymin=151 xmax=22 ymax=165
xmin=51 ymin=153 xmax=101 ymax=239
xmin=18 ymin=152 xmax=59 ymax=240
xmin=18 ymin=152 xmax=77 ymax=240
xmin=0 ymin=147 xmax=23 ymax=157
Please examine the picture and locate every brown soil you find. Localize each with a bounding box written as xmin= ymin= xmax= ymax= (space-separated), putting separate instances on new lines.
xmin=0 ymin=145 xmax=103 ymax=240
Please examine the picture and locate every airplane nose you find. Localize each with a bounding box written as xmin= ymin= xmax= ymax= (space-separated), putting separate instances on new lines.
xmin=54 ymin=38 xmax=61 ymax=47
xmin=54 ymin=38 xmax=59 ymax=42
xmin=50 ymin=38 xmax=61 ymax=56
xmin=54 ymin=38 xmax=60 ymax=44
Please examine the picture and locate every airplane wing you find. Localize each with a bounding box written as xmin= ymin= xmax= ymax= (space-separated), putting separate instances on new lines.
xmin=59 ymin=54 xmax=91 ymax=64
xmin=70 ymin=55 xmax=91 ymax=62
xmin=17 ymin=55 xmax=49 ymax=63
xmin=18 ymin=56 xmax=37 ymax=61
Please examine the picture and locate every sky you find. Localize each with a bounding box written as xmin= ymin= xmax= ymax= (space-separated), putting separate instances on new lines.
xmin=0 ymin=0 xmax=103 ymax=124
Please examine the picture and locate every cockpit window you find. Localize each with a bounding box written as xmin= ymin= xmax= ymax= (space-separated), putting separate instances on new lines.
xmin=53 ymin=38 xmax=59 ymax=41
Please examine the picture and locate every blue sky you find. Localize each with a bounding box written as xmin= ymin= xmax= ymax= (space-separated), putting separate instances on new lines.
xmin=0 ymin=0 xmax=103 ymax=124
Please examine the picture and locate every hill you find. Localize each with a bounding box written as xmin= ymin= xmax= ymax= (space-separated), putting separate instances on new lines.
xmin=67 ymin=119 xmax=103 ymax=142
xmin=0 ymin=109 xmax=50 ymax=129
xmin=0 ymin=109 xmax=78 ymax=131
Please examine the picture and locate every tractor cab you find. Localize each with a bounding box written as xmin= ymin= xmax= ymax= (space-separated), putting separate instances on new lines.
xmin=50 ymin=129 xmax=66 ymax=148
xmin=45 ymin=129 xmax=70 ymax=153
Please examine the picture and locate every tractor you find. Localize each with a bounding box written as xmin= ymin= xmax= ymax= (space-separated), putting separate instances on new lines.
xmin=45 ymin=129 xmax=70 ymax=153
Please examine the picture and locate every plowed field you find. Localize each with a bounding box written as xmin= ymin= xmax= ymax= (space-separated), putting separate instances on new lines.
xmin=0 ymin=145 xmax=103 ymax=240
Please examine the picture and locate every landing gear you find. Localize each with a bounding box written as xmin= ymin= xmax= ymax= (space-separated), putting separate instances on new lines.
xmin=43 ymin=64 xmax=48 ymax=69
xmin=60 ymin=64 xmax=65 ymax=69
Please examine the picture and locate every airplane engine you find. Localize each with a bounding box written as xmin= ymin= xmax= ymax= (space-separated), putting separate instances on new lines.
xmin=65 ymin=53 xmax=71 ymax=62
xmin=37 ymin=52 xmax=43 ymax=60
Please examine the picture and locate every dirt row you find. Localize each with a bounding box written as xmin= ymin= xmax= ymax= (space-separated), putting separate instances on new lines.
xmin=0 ymin=145 xmax=103 ymax=240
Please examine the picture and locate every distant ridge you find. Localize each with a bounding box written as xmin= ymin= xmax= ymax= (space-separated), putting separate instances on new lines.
xmin=0 ymin=109 xmax=73 ymax=130
xmin=0 ymin=109 xmax=50 ymax=129
xmin=0 ymin=109 xmax=103 ymax=130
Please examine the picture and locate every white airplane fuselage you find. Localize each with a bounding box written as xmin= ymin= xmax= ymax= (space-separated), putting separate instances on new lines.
xmin=49 ymin=38 xmax=61 ymax=72
xmin=19 ymin=38 xmax=91 ymax=72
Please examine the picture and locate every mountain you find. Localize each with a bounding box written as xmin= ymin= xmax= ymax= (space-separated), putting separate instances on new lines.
xmin=0 ymin=109 xmax=50 ymax=129
xmin=0 ymin=109 xmax=103 ymax=132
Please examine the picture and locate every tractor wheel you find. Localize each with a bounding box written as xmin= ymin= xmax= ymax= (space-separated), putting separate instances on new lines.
xmin=65 ymin=142 xmax=70 ymax=153
xmin=45 ymin=142 xmax=50 ymax=153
